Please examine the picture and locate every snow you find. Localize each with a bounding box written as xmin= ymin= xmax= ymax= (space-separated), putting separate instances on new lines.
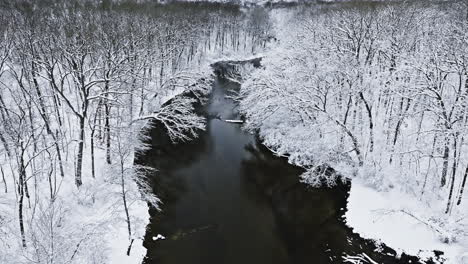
xmin=225 ymin=119 xmax=244 ymax=123
xmin=2 ymin=1 xmax=466 ymax=263
xmin=343 ymin=253 xmax=379 ymax=264
xmin=0 ymin=146 xmax=151 ymax=264
xmin=0 ymin=3 xmax=271 ymax=261
xmin=234 ymin=4 xmax=468 ymax=263
xmin=160 ymin=0 xmax=302 ymax=5
xmin=346 ymin=179 xmax=468 ymax=263
xmin=159 ymin=0 xmax=394 ymax=5
xmin=153 ymin=234 xmax=166 ymax=241
xmin=0 ymin=0 xmax=277 ymax=262
xmin=108 ymin=220 xmax=148 ymax=264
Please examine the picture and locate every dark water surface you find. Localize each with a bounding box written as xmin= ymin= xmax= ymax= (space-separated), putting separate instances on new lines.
xmin=139 ymin=76 xmax=424 ymax=264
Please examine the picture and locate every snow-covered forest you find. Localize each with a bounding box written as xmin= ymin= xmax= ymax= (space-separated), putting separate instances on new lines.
xmin=237 ymin=1 xmax=468 ymax=262
xmin=1 ymin=0 xmax=468 ymax=263
xmin=0 ymin=1 xmax=270 ymax=263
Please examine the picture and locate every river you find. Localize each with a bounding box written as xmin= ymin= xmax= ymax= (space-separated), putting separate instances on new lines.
xmin=138 ymin=71 xmax=424 ymax=264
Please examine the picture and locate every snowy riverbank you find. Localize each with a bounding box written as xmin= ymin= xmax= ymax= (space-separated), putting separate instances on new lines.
xmin=220 ymin=54 xmax=468 ymax=263
xmin=234 ymin=3 xmax=468 ymax=263
xmin=346 ymin=179 xmax=468 ymax=263
xmin=0 ymin=65 xmax=214 ymax=264
xmin=0 ymin=1 xmax=273 ymax=262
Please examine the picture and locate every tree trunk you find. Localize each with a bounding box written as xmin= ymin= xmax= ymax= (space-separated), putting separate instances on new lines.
xmin=55 ymin=139 xmax=65 ymax=178
xmin=335 ymin=119 xmax=363 ymax=166
xmin=445 ymin=136 xmax=458 ymax=214
xmin=75 ymin=116 xmax=85 ymax=187
xmin=359 ymin=92 xmax=374 ymax=153
xmin=120 ymin=159 xmax=132 ymax=240
xmin=47 ymin=158 xmax=55 ymax=200
xmin=415 ymin=111 xmax=425 ymax=143
xmin=1 ymin=165 xmax=6 ymax=193
xmin=441 ymin=136 xmax=450 ymax=187
xmin=389 ymin=98 xmax=411 ymax=164
xmin=105 ymin=79 xmax=112 ymax=165
xmin=0 ymin=131 xmax=10 ymax=157
xmin=90 ymin=130 xmax=96 ymax=179
xmin=343 ymin=96 xmax=352 ymax=125
xmin=105 ymin=103 xmax=111 ymax=164
xmin=456 ymin=165 xmax=468 ymax=206
xmin=32 ymin=66 xmax=65 ymax=178
xmin=0 ymin=94 xmax=11 ymax=157
xmin=18 ymin=155 xmax=27 ymax=248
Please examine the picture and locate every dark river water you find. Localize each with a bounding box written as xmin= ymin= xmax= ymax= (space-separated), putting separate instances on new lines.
xmin=139 ymin=74 xmax=426 ymax=264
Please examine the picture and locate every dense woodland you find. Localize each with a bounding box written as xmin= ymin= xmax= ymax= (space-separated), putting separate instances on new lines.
xmin=2 ymin=0 xmax=468 ymax=263
xmin=238 ymin=0 xmax=468 ymax=250
xmin=0 ymin=1 xmax=270 ymax=263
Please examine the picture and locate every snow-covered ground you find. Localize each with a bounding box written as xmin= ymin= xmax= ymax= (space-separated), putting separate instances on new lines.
xmin=0 ymin=146 xmax=151 ymax=263
xmin=0 ymin=66 xmax=215 ymax=264
xmin=346 ymin=179 xmax=468 ymax=263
